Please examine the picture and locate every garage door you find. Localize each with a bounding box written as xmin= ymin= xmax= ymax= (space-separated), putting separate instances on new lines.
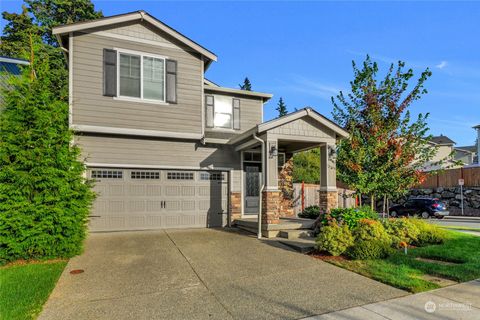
xmin=87 ymin=168 xmax=229 ymax=231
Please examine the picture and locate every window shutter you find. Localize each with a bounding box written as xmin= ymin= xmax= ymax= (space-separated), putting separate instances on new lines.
xmin=166 ymin=59 xmax=177 ymax=103
xmin=233 ymin=98 xmax=240 ymax=130
xmin=205 ymin=95 xmax=214 ymax=128
xmin=103 ymin=49 xmax=117 ymax=97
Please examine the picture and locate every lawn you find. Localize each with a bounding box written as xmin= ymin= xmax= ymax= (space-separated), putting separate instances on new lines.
xmin=0 ymin=261 xmax=66 ymax=320
xmin=322 ymin=231 xmax=480 ymax=293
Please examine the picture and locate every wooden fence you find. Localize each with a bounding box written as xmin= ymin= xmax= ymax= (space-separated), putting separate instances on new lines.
xmin=418 ymin=166 xmax=480 ymax=188
xmin=292 ymin=183 xmax=356 ymax=215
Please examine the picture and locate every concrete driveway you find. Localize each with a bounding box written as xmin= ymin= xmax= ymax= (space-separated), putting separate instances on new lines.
xmin=39 ymin=229 xmax=406 ymax=320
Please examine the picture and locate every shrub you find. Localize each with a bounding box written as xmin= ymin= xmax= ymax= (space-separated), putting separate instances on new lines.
xmin=347 ymin=219 xmax=393 ymax=259
xmin=0 ymin=57 xmax=95 ymax=264
xmin=409 ymin=219 xmax=447 ymax=246
xmin=319 ymin=206 xmax=379 ymax=229
xmin=315 ymin=221 xmax=354 ymax=256
xmin=298 ymin=205 xmax=320 ymax=219
xmin=382 ymin=218 xmax=420 ymax=248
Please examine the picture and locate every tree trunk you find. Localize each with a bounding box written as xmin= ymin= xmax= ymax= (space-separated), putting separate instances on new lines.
xmin=359 ymin=194 xmax=362 ymax=207
xmin=371 ymin=194 xmax=375 ymax=211
xmin=386 ymin=198 xmax=390 ymax=218
xmin=382 ymin=194 xmax=386 ymax=218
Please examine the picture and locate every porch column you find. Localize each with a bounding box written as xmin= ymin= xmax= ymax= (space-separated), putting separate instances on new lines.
xmin=319 ymin=143 xmax=338 ymax=213
xmin=262 ymin=137 xmax=280 ymax=225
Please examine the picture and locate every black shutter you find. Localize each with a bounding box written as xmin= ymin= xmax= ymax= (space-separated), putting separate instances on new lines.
xmin=103 ymin=49 xmax=117 ymax=97
xmin=233 ymin=98 xmax=240 ymax=130
xmin=166 ymin=59 xmax=177 ymax=103
xmin=205 ymin=95 xmax=214 ymax=128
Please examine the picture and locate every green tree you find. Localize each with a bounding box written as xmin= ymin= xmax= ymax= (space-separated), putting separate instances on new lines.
xmin=0 ymin=5 xmax=41 ymax=59
xmin=332 ymin=56 xmax=437 ymax=209
xmin=239 ymin=77 xmax=252 ymax=91
xmin=0 ymin=40 xmax=95 ymax=264
xmin=293 ymin=148 xmax=320 ymax=183
xmin=1 ymin=0 xmax=103 ymax=100
xmin=26 ymin=0 xmax=103 ymax=46
xmin=276 ymin=97 xmax=288 ymax=117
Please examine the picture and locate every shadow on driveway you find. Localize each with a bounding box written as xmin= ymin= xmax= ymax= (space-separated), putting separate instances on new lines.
xmin=39 ymin=228 xmax=407 ymax=320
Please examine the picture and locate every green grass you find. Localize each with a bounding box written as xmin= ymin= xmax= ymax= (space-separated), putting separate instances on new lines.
xmin=327 ymin=231 xmax=480 ymax=293
xmin=0 ymin=261 xmax=66 ymax=320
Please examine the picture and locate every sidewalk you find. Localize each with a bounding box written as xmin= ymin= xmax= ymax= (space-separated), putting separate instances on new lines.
xmin=303 ymin=279 xmax=480 ymax=320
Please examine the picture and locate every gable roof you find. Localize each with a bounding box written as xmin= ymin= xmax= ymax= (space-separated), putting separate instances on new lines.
xmin=52 ymin=11 xmax=217 ymax=65
xmin=258 ymin=107 xmax=349 ymax=138
xmin=455 ymin=145 xmax=477 ymax=153
xmin=431 ymin=135 xmax=455 ymax=145
xmin=228 ymin=108 xmax=348 ymax=145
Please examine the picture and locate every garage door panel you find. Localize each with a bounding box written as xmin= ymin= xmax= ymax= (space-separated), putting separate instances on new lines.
xmin=88 ymin=169 xmax=229 ymax=231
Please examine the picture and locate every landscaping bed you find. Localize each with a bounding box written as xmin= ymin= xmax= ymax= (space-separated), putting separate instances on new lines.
xmin=0 ymin=260 xmax=66 ymax=320
xmin=307 ymin=206 xmax=480 ymax=293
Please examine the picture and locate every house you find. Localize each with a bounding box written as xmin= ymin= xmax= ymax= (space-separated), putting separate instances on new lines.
xmin=52 ymin=11 xmax=348 ymax=237
xmin=423 ymin=134 xmax=475 ymax=171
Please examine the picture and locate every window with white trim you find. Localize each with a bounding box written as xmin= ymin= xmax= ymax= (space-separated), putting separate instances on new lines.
xmin=118 ymin=51 xmax=165 ymax=102
xmin=213 ymin=95 xmax=234 ymax=128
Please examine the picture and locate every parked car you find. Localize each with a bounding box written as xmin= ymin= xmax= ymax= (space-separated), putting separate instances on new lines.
xmin=389 ymin=198 xmax=449 ymax=219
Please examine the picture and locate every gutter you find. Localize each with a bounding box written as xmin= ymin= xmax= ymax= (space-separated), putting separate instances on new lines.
xmin=252 ymin=133 xmax=265 ymax=239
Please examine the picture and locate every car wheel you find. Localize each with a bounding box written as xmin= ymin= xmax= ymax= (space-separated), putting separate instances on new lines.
xmin=421 ymin=211 xmax=430 ymax=219
xmin=390 ymin=211 xmax=398 ymax=218
xmin=437 ymin=216 xmax=445 ymax=220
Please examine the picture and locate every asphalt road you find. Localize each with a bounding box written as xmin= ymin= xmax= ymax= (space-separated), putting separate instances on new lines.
xmin=429 ymin=216 xmax=480 ymax=228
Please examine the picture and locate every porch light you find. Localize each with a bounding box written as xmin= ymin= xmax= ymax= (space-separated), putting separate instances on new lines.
xmin=270 ymin=144 xmax=278 ymax=157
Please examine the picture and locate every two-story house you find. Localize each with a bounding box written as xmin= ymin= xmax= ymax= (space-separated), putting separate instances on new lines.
xmin=52 ymin=11 xmax=347 ymax=236
xmin=423 ymin=135 xmax=476 ymax=171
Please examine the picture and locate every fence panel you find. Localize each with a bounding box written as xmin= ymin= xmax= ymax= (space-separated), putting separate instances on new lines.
xmin=417 ymin=167 xmax=480 ymax=188
xmin=292 ymin=183 xmax=356 ymax=215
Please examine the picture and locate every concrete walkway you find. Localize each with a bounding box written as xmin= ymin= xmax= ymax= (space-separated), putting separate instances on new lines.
xmin=39 ymin=228 xmax=405 ymax=320
xmin=304 ymin=279 xmax=480 ymax=320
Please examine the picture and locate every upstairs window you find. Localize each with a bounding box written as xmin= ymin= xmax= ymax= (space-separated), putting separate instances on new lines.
xmin=205 ymin=95 xmax=240 ymax=130
xmin=118 ymin=51 xmax=165 ymax=102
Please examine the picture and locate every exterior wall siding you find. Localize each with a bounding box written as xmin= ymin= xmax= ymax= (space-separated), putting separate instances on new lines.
xmin=269 ymin=117 xmax=335 ymax=139
xmin=76 ymin=134 xmax=242 ymax=192
xmin=71 ymin=22 xmax=203 ymax=135
xmin=204 ymin=91 xmax=263 ymax=139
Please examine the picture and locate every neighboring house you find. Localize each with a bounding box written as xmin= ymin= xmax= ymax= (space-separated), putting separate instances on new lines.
xmin=0 ymin=56 xmax=30 ymax=104
xmin=423 ymin=134 xmax=475 ymax=171
xmin=455 ymin=145 xmax=477 ymax=166
xmin=52 ymin=11 xmax=348 ymax=236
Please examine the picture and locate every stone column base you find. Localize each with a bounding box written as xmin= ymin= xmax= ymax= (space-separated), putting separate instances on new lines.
xmin=319 ymin=190 xmax=338 ymax=213
xmin=230 ymin=192 xmax=242 ymax=223
xmin=262 ymin=190 xmax=281 ymax=224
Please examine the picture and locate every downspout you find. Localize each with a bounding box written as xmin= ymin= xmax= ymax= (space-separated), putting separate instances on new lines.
xmin=253 ymin=133 xmax=265 ymax=239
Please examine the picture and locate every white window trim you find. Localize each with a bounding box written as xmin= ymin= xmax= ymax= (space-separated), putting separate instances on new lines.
xmin=212 ymin=96 xmax=235 ymax=130
xmin=115 ymin=47 xmax=168 ymax=104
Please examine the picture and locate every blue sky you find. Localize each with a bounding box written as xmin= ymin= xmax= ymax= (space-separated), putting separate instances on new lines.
xmin=2 ymin=1 xmax=479 ymax=146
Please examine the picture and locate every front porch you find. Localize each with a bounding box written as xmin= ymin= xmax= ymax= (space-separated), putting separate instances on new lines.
xmin=228 ymin=108 xmax=349 ymax=238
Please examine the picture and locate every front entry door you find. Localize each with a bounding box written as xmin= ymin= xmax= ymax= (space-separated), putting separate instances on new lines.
xmin=244 ymin=165 xmax=262 ymax=214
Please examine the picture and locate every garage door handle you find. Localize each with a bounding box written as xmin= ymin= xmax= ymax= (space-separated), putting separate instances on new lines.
xmin=89 ymin=215 xmax=101 ymax=218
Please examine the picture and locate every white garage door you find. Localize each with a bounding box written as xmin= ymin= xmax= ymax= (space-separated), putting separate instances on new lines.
xmin=87 ymin=168 xmax=229 ymax=231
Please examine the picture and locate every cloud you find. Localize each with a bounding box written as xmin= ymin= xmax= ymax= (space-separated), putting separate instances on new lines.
xmin=436 ymin=61 xmax=448 ymax=69
xmin=282 ymin=76 xmax=344 ymax=101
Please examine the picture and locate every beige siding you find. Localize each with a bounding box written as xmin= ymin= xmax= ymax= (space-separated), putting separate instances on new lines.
xmin=204 ymin=91 xmax=263 ymax=139
xmin=269 ymin=117 xmax=335 ymax=139
xmin=76 ymin=135 xmax=242 ymax=192
xmin=71 ymin=21 xmax=203 ymax=134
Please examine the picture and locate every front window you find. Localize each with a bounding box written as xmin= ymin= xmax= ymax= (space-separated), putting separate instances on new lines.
xmin=214 ymin=95 xmax=233 ymax=128
xmin=118 ymin=51 xmax=165 ymax=102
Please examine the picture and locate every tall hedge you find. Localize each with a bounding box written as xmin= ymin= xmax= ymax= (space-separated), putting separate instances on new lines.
xmin=0 ymin=56 xmax=95 ymax=264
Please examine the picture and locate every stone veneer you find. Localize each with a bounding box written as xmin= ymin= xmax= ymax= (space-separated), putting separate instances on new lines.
xmin=262 ymin=190 xmax=281 ymax=224
xmin=230 ymin=192 xmax=242 ymax=222
xmin=278 ymin=156 xmax=295 ymax=217
xmin=319 ymin=191 xmax=338 ymax=213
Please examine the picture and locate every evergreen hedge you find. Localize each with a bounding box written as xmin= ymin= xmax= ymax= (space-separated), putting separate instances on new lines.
xmin=0 ymin=57 xmax=95 ymax=264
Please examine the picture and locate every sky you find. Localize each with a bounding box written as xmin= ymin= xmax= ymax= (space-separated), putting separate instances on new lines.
xmin=1 ymin=0 xmax=479 ymax=146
